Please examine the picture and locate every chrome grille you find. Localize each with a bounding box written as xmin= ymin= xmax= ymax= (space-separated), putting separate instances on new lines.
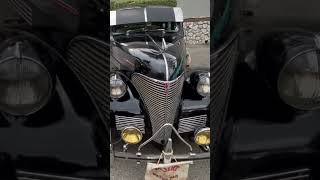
xmin=211 ymin=34 xmax=238 ymax=144
xmin=115 ymin=115 xmax=145 ymax=133
xmin=178 ymin=115 xmax=207 ymax=133
xmin=8 ymin=0 xmax=32 ymax=25
xmin=241 ymin=168 xmax=311 ymax=180
xmin=131 ymin=73 xmax=184 ymax=143
xmin=67 ymin=36 xmax=109 ymax=122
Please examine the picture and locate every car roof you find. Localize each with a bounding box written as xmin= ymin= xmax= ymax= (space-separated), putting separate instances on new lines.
xmin=110 ymin=6 xmax=183 ymax=26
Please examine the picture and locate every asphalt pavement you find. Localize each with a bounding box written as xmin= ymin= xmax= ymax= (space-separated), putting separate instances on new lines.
xmin=187 ymin=44 xmax=210 ymax=71
xmin=111 ymin=44 xmax=210 ymax=180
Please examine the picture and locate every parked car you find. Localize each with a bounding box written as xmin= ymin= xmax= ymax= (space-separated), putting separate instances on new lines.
xmin=110 ymin=5 xmax=210 ymax=170
xmin=212 ymin=0 xmax=320 ymax=179
xmin=0 ymin=0 xmax=109 ymax=179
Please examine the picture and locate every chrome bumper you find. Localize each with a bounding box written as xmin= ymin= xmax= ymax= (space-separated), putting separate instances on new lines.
xmin=113 ymin=151 xmax=210 ymax=161
xmin=110 ymin=123 xmax=210 ymax=165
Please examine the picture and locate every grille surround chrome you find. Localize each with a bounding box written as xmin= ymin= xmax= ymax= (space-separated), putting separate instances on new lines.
xmin=115 ymin=115 xmax=145 ymax=134
xmin=178 ymin=115 xmax=207 ymax=133
xmin=67 ymin=36 xmax=109 ymax=122
xmin=131 ymin=73 xmax=184 ymax=143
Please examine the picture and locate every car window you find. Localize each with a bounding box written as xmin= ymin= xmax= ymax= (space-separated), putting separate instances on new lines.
xmin=112 ymin=22 xmax=180 ymax=35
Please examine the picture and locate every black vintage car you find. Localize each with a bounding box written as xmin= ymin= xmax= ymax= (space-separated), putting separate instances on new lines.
xmin=0 ymin=0 xmax=109 ymax=179
xmin=212 ymin=0 xmax=320 ymax=179
xmin=110 ymin=6 xmax=210 ymax=166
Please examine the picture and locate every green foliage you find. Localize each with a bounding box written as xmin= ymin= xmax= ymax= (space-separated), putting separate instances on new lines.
xmin=111 ymin=0 xmax=177 ymax=10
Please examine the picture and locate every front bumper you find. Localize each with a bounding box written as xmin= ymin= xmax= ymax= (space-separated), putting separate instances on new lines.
xmin=110 ymin=123 xmax=210 ymax=166
xmin=112 ymin=151 xmax=210 ymax=161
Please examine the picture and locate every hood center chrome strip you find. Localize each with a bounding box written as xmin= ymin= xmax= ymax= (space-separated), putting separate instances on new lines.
xmin=162 ymin=52 xmax=169 ymax=81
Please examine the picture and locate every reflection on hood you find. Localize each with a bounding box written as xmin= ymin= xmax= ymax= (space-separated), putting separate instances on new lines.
xmin=128 ymin=47 xmax=177 ymax=78
xmin=121 ymin=40 xmax=185 ymax=81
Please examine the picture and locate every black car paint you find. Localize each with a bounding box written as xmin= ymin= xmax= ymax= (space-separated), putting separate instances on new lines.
xmin=0 ymin=0 xmax=108 ymax=179
xmin=111 ymin=33 xmax=186 ymax=81
xmin=218 ymin=63 xmax=320 ymax=179
xmin=110 ymin=71 xmax=209 ymax=134
xmin=0 ymin=60 xmax=108 ymax=179
xmin=110 ymin=11 xmax=209 ymax=154
xmin=213 ymin=0 xmax=320 ymax=179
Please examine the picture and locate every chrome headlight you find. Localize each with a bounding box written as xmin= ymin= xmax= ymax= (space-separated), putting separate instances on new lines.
xmin=196 ymin=73 xmax=210 ymax=97
xmin=257 ymin=32 xmax=320 ymax=110
xmin=0 ymin=41 xmax=53 ymax=116
xmin=110 ymin=74 xmax=126 ymax=99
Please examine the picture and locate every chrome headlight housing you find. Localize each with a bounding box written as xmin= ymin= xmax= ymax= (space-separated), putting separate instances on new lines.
xmin=196 ymin=73 xmax=210 ymax=97
xmin=110 ymin=73 xmax=127 ymax=99
xmin=0 ymin=40 xmax=53 ymax=116
xmin=257 ymin=31 xmax=320 ymax=110
xmin=121 ymin=126 xmax=143 ymax=144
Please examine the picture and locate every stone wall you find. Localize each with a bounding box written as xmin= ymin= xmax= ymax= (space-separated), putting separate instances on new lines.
xmin=183 ymin=18 xmax=210 ymax=45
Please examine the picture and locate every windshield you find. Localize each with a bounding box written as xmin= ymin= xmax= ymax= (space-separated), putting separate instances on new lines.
xmin=111 ymin=22 xmax=182 ymax=43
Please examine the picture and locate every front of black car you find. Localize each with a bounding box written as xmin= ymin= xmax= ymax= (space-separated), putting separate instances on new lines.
xmin=110 ymin=6 xmax=210 ymax=165
xmin=212 ymin=0 xmax=320 ymax=179
xmin=0 ymin=0 xmax=109 ymax=179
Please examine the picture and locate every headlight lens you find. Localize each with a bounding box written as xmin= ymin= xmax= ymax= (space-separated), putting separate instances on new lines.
xmin=194 ymin=127 xmax=210 ymax=145
xmin=121 ymin=127 xmax=143 ymax=144
xmin=278 ymin=51 xmax=320 ymax=110
xmin=256 ymin=31 xmax=320 ymax=110
xmin=0 ymin=41 xmax=53 ymax=115
xmin=197 ymin=73 xmax=210 ymax=97
xmin=110 ymin=74 xmax=126 ymax=99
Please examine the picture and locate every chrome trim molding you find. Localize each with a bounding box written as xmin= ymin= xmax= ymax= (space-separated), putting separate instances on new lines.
xmin=241 ymin=168 xmax=311 ymax=180
xmin=114 ymin=151 xmax=210 ymax=161
xmin=17 ymin=170 xmax=92 ymax=180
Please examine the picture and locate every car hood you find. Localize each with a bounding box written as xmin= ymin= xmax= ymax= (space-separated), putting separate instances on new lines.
xmin=112 ymin=39 xmax=186 ymax=81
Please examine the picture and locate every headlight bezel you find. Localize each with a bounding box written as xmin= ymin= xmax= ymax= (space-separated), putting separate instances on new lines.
xmin=121 ymin=126 xmax=143 ymax=145
xmin=256 ymin=31 xmax=320 ymax=110
xmin=195 ymin=72 xmax=210 ymax=97
xmin=194 ymin=127 xmax=210 ymax=146
xmin=0 ymin=40 xmax=54 ymax=116
xmin=110 ymin=73 xmax=127 ymax=99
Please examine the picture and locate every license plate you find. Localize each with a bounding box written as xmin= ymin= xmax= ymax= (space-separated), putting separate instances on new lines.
xmin=145 ymin=161 xmax=193 ymax=180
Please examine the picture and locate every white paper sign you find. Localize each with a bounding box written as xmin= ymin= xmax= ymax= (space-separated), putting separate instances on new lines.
xmin=145 ymin=161 xmax=193 ymax=180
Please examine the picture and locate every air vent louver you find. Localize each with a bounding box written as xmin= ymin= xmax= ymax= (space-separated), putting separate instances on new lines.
xmin=211 ymin=34 xmax=238 ymax=142
xmin=178 ymin=115 xmax=207 ymax=133
xmin=67 ymin=36 xmax=109 ymax=122
xmin=8 ymin=0 xmax=32 ymax=25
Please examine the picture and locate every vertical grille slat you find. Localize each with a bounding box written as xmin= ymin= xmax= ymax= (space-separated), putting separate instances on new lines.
xmin=241 ymin=168 xmax=311 ymax=180
xmin=67 ymin=37 xmax=109 ymax=122
xmin=132 ymin=73 xmax=184 ymax=143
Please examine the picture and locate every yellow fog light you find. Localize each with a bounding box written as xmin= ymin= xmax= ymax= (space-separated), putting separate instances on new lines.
xmin=121 ymin=127 xmax=143 ymax=144
xmin=194 ymin=128 xmax=210 ymax=145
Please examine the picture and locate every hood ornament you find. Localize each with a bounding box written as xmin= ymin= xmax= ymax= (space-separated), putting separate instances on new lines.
xmin=145 ymin=33 xmax=170 ymax=81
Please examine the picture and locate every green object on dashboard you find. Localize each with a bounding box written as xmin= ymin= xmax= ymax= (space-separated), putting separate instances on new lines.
xmin=111 ymin=0 xmax=177 ymax=10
